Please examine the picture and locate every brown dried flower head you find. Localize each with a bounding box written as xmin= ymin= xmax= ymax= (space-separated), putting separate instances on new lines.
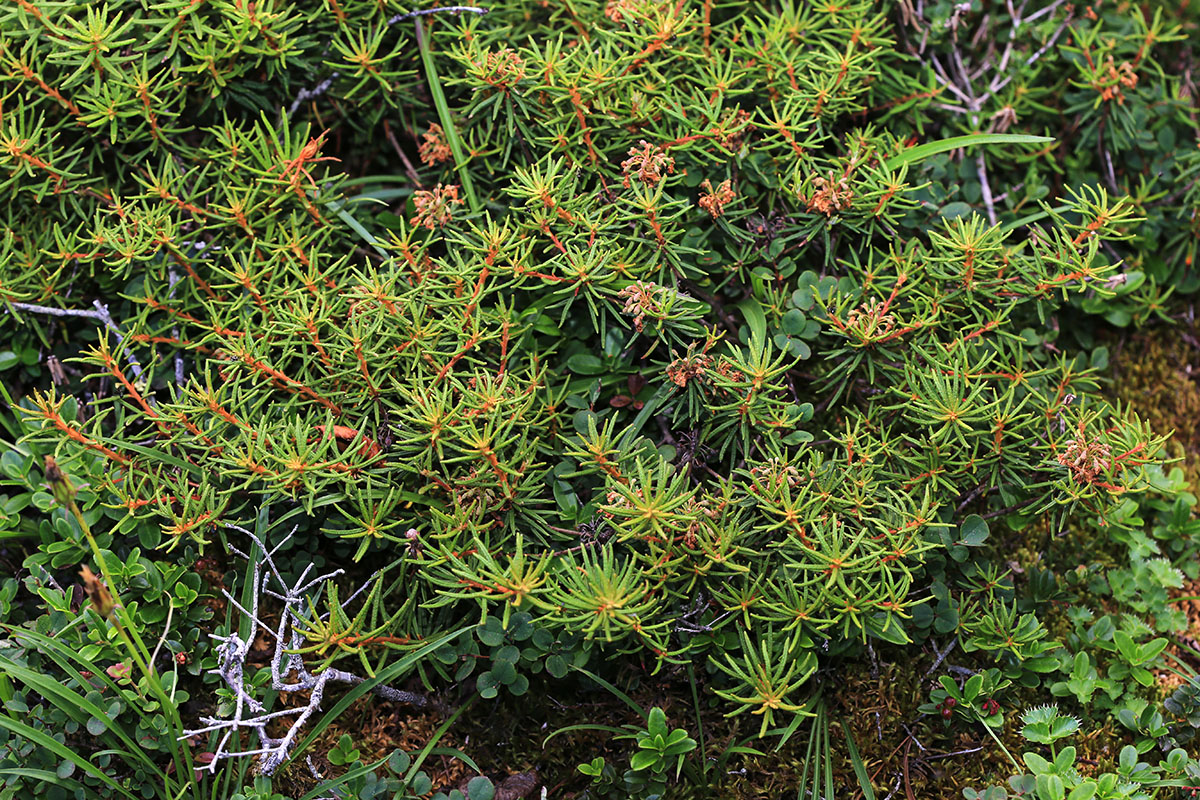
xmin=698 ymin=179 xmax=736 ymax=219
xmin=666 ymin=352 xmax=712 ymax=387
xmin=714 ymin=358 xmax=744 ymax=384
xmin=601 ymin=486 xmax=644 ymax=519
xmin=1097 ymin=57 xmax=1138 ymax=104
xmin=1057 ymin=423 xmax=1114 ymax=484
xmin=715 ymin=108 xmax=754 ymax=150
xmin=681 ymin=496 xmax=720 ymax=548
xmin=418 ymin=124 xmax=452 ymax=166
xmin=411 ymin=184 xmax=462 ymax=230
xmin=618 ymin=280 xmax=662 ymax=331
xmin=621 ymin=140 xmax=675 ymax=188
xmin=480 ymin=47 xmax=526 ymax=88
xmin=605 ymin=0 xmax=645 ymax=24
xmin=805 ymin=172 xmax=853 ymax=215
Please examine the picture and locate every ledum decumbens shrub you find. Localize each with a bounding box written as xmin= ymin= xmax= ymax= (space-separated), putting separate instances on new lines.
xmin=1 ymin=0 xmax=1199 ymax=797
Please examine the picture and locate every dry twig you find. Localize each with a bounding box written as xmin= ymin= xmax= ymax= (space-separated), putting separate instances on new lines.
xmin=182 ymin=524 xmax=428 ymax=776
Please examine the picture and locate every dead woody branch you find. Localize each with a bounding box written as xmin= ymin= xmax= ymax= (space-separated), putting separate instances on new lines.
xmin=182 ymin=524 xmax=429 ymax=776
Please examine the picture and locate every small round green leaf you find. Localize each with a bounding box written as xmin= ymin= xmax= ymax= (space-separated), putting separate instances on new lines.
xmin=546 ymin=654 xmax=568 ymax=679
xmin=467 ymin=777 xmax=495 ymax=800
xmin=959 ymin=515 xmax=989 ymax=547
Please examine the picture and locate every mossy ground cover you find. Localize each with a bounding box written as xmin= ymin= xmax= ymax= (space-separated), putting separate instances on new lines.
xmin=2 ymin=2 xmax=1200 ymax=799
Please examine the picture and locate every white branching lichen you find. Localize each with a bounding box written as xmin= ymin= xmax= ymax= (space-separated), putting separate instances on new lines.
xmin=182 ymin=524 xmax=427 ymax=776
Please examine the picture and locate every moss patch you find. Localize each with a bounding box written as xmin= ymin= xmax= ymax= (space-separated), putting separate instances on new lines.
xmin=1111 ymin=325 xmax=1200 ymax=491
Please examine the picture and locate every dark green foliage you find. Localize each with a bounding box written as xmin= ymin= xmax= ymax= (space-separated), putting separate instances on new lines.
xmin=2 ymin=0 xmax=1200 ymax=797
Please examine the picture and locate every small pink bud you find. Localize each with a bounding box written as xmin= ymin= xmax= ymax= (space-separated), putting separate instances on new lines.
xmin=106 ymin=662 xmax=132 ymax=682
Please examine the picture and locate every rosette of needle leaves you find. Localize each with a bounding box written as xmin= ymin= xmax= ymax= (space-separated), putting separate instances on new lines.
xmin=815 ymin=186 xmax=1139 ymax=397
xmin=732 ymin=453 xmax=936 ymax=645
xmin=1043 ymin=407 xmax=1169 ymax=511
xmin=711 ymin=626 xmax=818 ymax=738
xmin=794 ymin=186 xmax=1167 ymax=521
xmin=0 ymin=0 xmax=437 ymax=177
xmin=418 ymin=533 xmax=554 ymax=629
xmin=0 ymin=0 xmax=1126 ymax=555
xmin=895 ymin=4 xmax=1196 ymax=300
xmin=545 ymin=541 xmax=675 ymax=657
xmin=288 ymin=565 xmax=417 ymax=676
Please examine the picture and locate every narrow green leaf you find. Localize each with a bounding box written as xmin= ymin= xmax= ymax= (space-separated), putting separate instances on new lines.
xmin=0 ymin=714 xmax=139 ymax=800
xmin=842 ymin=719 xmax=877 ymax=800
xmin=326 ymin=198 xmax=390 ymax=259
xmin=416 ymin=20 xmax=480 ymax=213
xmin=735 ymin=298 xmax=768 ymax=345
xmin=884 ymin=134 xmax=1054 ymax=171
xmin=298 ymin=756 xmax=391 ymax=800
xmin=542 ymin=722 xmax=628 ymax=747
xmin=569 ymin=665 xmax=649 ymax=720
xmin=405 ymin=697 xmax=477 ymax=785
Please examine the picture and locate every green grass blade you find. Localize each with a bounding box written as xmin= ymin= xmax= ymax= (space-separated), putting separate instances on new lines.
xmin=0 ymin=767 xmax=85 ymax=793
xmin=326 ymin=197 xmax=390 ymax=259
xmin=798 ymin=710 xmax=818 ymax=800
xmin=614 ymin=384 xmax=670 ymax=450
xmin=735 ymin=297 xmax=767 ymax=345
xmin=542 ymin=722 xmax=628 ymax=747
xmin=416 ymin=19 xmax=480 ymax=213
xmin=3 ymin=631 xmax=170 ymax=777
xmin=686 ymin=664 xmax=707 ymax=777
xmin=999 ymin=203 xmax=1072 ymax=233
xmin=425 ymin=745 xmax=482 ymax=774
xmin=811 ymin=715 xmax=822 ymax=800
xmin=842 ymin=719 xmax=876 ymax=800
xmin=0 ymin=714 xmax=139 ymax=800
xmin=0 ymin=529 xmax=38 ymax=541
xmin=569 ymin=664 xmax=649 ymax=720
xmin=0 ymin=659 xmax=165 ymax=779
xmin=822 ymin=709 xmax=834 ymax=800
xmin=0 ymin=380 xmax=21 ymax=430
xmin=774 ymin=705 xmax=812 ymax=751
xmin=239 ymin=507 xmax=271 ymax=645
xmin=723 ymin=745 xmax=767 ymax=757
xmin=345 ymin=188 xmax=414 ymax=203
xmin=114 ymin=439 xmax=202 ymax=476
xmin=286 ymin=626 xmax=472 ymax=772
xmin=883 ymin=134 xmax=1054 ymax=171
xmin=341 ymin=174 xmax=414 ymax=188
xmin=299 ymin=756 xmax=391 ymax=800
xmin=405 ymin=696 xmax=477 ymax=784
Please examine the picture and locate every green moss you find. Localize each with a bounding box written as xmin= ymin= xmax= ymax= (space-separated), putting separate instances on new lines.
xmin=1111 ymin=326 xmax=1200 ymax=492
